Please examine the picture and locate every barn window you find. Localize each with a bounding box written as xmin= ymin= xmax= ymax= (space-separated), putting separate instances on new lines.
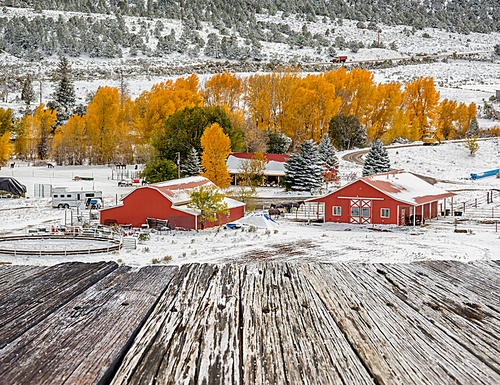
xmin=351 ymin=207 xmax=359 ymax=216
xmin=67 ymin=195 xmax=72 ymax=197
xmin=381 ymin=208 xmax=390 ymax=218
xmin=333 ymin=206 xmax=341 ymax=216
xmin=362 ymin=208 xmax=370 ymax=217
xmin=54 ymin=194 xmax=58 ymax=198
xmin=86 ymin=193 xmax=95 ymax=197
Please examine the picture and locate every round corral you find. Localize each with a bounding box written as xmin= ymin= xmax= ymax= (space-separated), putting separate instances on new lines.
xmin=0 ymin=234 xmax=121 ymax=256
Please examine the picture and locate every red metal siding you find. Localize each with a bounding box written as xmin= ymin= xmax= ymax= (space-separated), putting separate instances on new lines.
xmin=197 ymin=206 xmax=245 ymax=229
xmin=100 ymin=188 xmax=194 ymax=228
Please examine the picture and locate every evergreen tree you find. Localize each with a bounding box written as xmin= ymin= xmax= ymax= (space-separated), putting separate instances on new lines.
xmin=284 ymin=139 xmax=323 ymax=192
xmin=317 ymin=133 xmax=338 ymax=168
xmin=267 ymin=132 xmax=291 ymax=154
xmin=329 ymin=114 xmax=366 ymax=150
xmin=54 ymin=56 xmax=76 ymax=111
xmin=362 ymin=139 xmax=391 ymax=177
xmin=466 ymin=118 xmax=480 ymax=138
xmin=182 ymin=147 xmax=202 ymax=177
xmin=21 ymin=77 xmax=35 ymax=106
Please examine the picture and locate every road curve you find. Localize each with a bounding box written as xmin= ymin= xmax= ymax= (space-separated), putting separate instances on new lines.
xmin=342 ymin=143 xmax=438 ymax=185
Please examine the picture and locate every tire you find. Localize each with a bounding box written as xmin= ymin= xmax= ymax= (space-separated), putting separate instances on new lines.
xmin=64 ymin=204 xmax=70 ymax=209
xmin=58 ymin=204 xmax=64 ymax=209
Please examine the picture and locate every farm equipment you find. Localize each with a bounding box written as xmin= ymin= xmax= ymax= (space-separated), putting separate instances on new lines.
xmin=422 ymin=131 xmax=439 ymax=145
xmin=330 ymin=56 xmax=347 ymax=63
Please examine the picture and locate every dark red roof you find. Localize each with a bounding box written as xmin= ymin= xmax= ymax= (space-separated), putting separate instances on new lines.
xmin=230 ymin=153 xmax=290 ymax=163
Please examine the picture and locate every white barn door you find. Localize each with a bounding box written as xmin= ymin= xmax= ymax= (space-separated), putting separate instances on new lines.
xmin=350 ymin=199 xmax=372 ymax=224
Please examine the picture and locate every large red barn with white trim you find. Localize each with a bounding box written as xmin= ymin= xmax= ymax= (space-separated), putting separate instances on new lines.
xmin=100 ymin=176 xmax=245 ymax=230
xmin=307 ymin=170 xmax=455 ymax=225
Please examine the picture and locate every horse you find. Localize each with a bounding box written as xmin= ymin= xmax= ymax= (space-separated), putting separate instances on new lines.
xmin=47 ymin=163 xmax=54 ymax=168
xmin=268 ymin=208 xmax=281 ymax=219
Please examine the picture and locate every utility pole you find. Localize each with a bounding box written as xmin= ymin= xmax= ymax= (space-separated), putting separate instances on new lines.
xmin=177 ymin=152 xmax=181 ymax=179
xmin=378 ymin=29 xmax=381 ymax=48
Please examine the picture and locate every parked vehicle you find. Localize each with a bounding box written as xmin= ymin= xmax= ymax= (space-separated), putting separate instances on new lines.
xmin=118 ymin=178 xmax=144 ymax=187
xmin=422 ymin=131 xmax=439 ymax=145
xmin=52 ymin=187 xmax=103 ymax=209
xmin=331 ymin=56 xmax=347 ymax=63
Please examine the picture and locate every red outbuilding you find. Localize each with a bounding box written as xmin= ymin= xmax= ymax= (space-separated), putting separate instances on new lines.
xmin=307 ymin=170 xmax=456 ymax=225
xmin=100 ymin=176 xmax=245 ymax=230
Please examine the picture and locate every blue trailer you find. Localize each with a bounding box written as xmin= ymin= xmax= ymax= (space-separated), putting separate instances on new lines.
xmin=470 ymin=169 xmax=500 ymax=180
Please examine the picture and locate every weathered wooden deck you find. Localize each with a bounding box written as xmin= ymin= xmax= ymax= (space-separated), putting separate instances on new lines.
xmin=1 ymin=260 xmax=499 ymax=384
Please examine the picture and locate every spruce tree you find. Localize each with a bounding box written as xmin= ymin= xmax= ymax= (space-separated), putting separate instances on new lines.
xmin=362 ymin=139 xmax=391 ymax=177
xmin=182 ymin=147 xmax=202 ymax=177
xmin=466 ymin=118 xmax=480 ymax=138
xmin=54 ymin=56 xmax=76 ymax=111
xmin=284 ymin=139 xmax=323 ymax=192
xmin=317 ymin=133 xmax=338 ymax=169
xmin=21 ymin=77 xmax=36 ymax=106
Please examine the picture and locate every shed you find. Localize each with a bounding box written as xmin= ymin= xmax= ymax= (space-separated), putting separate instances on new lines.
xmin=100 ymin=176 xmax=245 ymax=230
xmin=307 ymin=170 xmax=456 ymax=225
xmin=226 ymin=153 xmax=290 ymax=185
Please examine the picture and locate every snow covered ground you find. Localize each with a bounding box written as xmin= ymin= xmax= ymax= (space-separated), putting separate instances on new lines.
xmin=0 ymin=139 xmax=498 ymax=266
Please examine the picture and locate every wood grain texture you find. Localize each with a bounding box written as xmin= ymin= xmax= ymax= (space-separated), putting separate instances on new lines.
xmin=0 ymin=265 xmax=178 ymax=385
xmin=0 ymin=265 xmax=46 ymax=290
xmin=0 ymin=261 xmax=118 ymax=349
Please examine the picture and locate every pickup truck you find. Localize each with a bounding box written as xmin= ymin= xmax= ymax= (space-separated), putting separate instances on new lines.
xmin=118 ymin=179 xmax=144 ymax=187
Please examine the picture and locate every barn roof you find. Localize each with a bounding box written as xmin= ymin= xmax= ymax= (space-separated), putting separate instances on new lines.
xmin=226 ymin=153 xmax=290 ymax=176
xmin=148 ymin=176 xmax=214 ymax=205
xmin=309 ymin=170 xmax=455 ymax=206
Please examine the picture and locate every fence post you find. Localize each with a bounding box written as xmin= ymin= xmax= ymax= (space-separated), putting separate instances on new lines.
xmin=463 ymin=202 xmax=465 ymax=213
xmin=475 ymin=198 xmax=477 ymax=208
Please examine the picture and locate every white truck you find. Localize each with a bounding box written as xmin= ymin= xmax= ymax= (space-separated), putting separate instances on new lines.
xmin=52 ymin=187 xmax=103 ymax=209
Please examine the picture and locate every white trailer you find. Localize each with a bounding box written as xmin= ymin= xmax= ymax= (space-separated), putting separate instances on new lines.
xmin=52 ymin=187 xmax=103 ymax=209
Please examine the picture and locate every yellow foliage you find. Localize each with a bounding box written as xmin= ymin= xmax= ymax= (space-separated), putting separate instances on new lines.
xmin=0 ymin=131 xmax=12 ymax=166
xmin=133 ymin=75 xmax=203 ymax=142
xmin=86 ymin=86 xmax=120 ymax=164
xmin=201 ymin=123 xmax=232 ymax=188
xmin=403 ymin=77 xmax=440 ymax=138
xmin=51 ymin=114 xmax=87 ymax=165
xmin=204 ymin=72 xmax=243 ymax=111
xmin=27 ymin=104 xmax=57 ymax=159
xmin=436 ymin=99 xmax=458 ymax=140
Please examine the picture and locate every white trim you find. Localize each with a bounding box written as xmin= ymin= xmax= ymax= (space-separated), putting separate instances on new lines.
xmin=338 ymin=196 xmax=384 ymax=200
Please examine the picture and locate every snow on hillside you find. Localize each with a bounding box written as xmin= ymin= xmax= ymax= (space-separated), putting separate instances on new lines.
xmin=0 ymin=140 xmax=498 ymax=267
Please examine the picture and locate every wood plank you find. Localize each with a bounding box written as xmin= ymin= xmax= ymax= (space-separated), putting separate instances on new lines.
xmin=0 ymin=265 xmax=46 ymax=290
xmin=300 ymin=263 xmax=500 ymax=385
xmin=111 ymin=263 xmax=242 ymax=385
xmin=0 ymin=265 xmax=178 ymax=385
xmin=374 ymin=261 xmax=500 ymax=373
xmin=241 ymin=263 xmax=375 ymax=385
xmin=0 ymin=261 xmax=118 ymax=349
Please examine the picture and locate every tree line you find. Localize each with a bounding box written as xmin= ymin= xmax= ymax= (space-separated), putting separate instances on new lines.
xmin=0 ymin=65 xmax=493 ymax=170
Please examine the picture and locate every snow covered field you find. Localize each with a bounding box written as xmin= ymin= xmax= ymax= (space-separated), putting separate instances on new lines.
xmin=0 ymin=139 xmax=498 ymax=266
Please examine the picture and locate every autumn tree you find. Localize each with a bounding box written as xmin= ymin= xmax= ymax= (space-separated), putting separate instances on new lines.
xmin=13 ymin=116 xmax=30 ymax=159
xmin=200 ymin=122 xmax=232 ymax=188
xmin=463 ymin=134 xmax=479 ymax=156
xmin=133 ymin=75 xmax=203 ymax=142
xmin=86 ymin=86 xmax=120 ymax=164
xmin=28 ymin=104 xmax=57 ymax=160
xmin=238 ymin=151 xmax=267 ymax=187
xmin=50 ymin=114 xmax=87 ymax=165
xmin=436 ymin=99 xmax=458 ymax=140
xmin=204 ymin=71 xmax=243 ymax=111
xmin=188 ymin=186 xmax=229 ymax=230
xmin=0 ymin=131 xmax=12 ymax=166
xmin=0 ymin=108 xmax=13 ymax=135
xmin=403 ymin=77 xmax=440 ymax=139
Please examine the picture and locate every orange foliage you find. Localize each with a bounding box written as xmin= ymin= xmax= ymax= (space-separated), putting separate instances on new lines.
xmin=204 ymin=72 xmax=243 ymax=111
xmin=403 ymin=77 xmax=440 ymax=139
xmin=201 ymin=122 xmax=232 ymax=188
xmin=134 ymin=74 xmax=203 ymax=142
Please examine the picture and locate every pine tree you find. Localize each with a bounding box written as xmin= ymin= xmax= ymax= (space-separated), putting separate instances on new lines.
xmin=362 ymin=139 xmax=391 ymax=177
xmin=466 ymin=118 xmax=480 ymax=138
xmin=182 ymin=147 xmax=202 ymax=177
xmin=284 ymin=139 xmax=323 ymax=192
xmin=21 ymin=77 xmax=36 ymax=106
xmin=54 ymin=56 xmax=76 ymax=111
xmin=317 ymin=133 xmax=338 ymax=169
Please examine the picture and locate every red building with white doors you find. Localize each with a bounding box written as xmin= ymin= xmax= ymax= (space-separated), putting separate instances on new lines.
xmin=307 ymin=170 xmax=455 ymax=225
xmin=100 ymin=176 xmax=245 ymax=230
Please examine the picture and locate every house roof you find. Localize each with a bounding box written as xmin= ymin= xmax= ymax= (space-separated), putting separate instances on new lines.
xmin=173 ymin=197 xmax=245 ymax=216
xmin=148 ymin=176 xmax=214 ymax=205
xmin=226 ymin=153 xmax=290 ymax=176
xmin=308 ymin=170 xmax=455 ymax=206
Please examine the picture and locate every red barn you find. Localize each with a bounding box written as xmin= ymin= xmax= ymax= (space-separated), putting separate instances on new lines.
xmin=307 ymin=170 xmax=456 ymax=225
xmin=100 ymin=176 xmax=245 ymax=230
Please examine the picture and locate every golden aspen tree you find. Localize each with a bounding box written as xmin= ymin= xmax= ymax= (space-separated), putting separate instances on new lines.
xmin=381 ymin=110 xmax=411 ymax=144
xmin=403 ymin=77 xmax=440 ymax=139
xmin=436 ymin=99 xmax=458 ymax=140
xmin=28 ymin=104 xmax=57 ymax=160
xmin=13 ymin=116 xmax=29 ymax=159
xmin=269 ymin=67 xmax=299 ymax=134
xmin=365 ymin=82 xmax=402 ymax=142
xmin=52 ymin=114 xmax=87 ymax=165
xmin=200 ymin=122 xmax=232 ymax=188
xmin=50 ymin=127 xmax=65 ymax=165
xmin=244 ymin=74 xmax=272 ymax=131
xmin=0 ymin=131 xmax=12 ymax=166
xmin=204 ymin=71 xmax=243 ymax=111
xmin=455 ymin=102 xmax=477 ymax=138
xmin=133 ymin=75 xmax=203 ymax=142
xmin=86 ymin=86 xmax=120 ymax=164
